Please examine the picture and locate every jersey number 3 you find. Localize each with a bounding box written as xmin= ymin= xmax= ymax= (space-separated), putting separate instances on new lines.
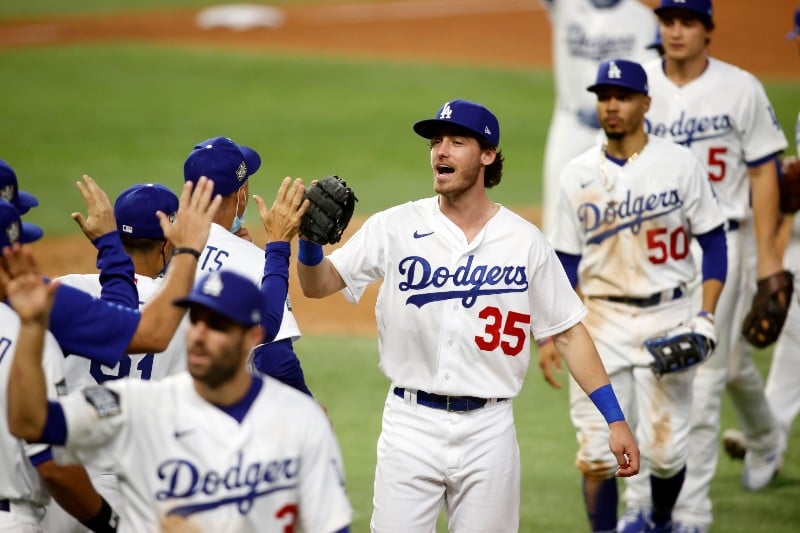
xmin=475 ymin=306 xmax=530 ymax=356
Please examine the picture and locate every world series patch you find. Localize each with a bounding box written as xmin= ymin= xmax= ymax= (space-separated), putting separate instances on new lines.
xmin=83 ymin=385 xmax=121 ymax=418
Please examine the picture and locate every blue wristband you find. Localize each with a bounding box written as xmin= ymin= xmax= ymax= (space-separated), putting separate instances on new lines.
xmin=588 ymin=384 xmax=625 ymax=424
xmin=298 ymin=240 xmax=323 ymax=266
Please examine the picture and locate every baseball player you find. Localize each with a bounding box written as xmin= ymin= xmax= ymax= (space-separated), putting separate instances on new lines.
xmin=542 ymin=59 xmax=727 ymax=533
xmin=628 ymin=1 xmax=789 ymax=531
xmin=540 ymin=0 xmax=658 ymax=234
xmin=0 ymin=200 xmax=118 ymax=533
xmin=721 ymin=5 xmax=800 ymax=488
xmin=5 ymin=245 xmax=353 ymax=532
xmin=291 ymin=98 xmax=639 ymax=532
xmin=43 ymin=183 xmax=185 ymax=532
xmin=183 ymin=136 xmax=312 ymax=396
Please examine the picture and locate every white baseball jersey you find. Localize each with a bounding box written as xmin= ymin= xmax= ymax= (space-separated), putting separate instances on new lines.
xmin=541 ymin=0 xmax=658 ymax=233
xmin=55 ymin=273 xmax=187 ymax=390
xmin=644 ymin=57 xmax=789 ymax=221
xmin=550 ymin=135 xmax=726 ymax=297
xmin=0 ymin=304 xmax=65 ymax=507
xmin=545 ymin=0 xmax=657 ymax=118
xmin=328 ymin=198 xmax=586 ymax=399
xmin=200 ymin=223 xmax=300 ymax=344
xmin=56 ymin=373 xmax=351 ymax=533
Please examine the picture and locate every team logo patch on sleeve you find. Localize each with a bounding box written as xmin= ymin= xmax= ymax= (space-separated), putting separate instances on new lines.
xmin=83 ymin=385 xmax=121 ymax=418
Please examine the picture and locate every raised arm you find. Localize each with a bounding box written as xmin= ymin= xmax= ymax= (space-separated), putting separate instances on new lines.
xmin=72 ymin=174 xmax=137 ymax=308
xmin=128 ymin=176 xmax=221 ymax=352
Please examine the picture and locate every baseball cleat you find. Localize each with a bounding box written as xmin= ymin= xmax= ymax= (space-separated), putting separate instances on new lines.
xmin=742 ymin=449 xmax=780 ymax=491
xmin=721 ymin=428 xmax=746 ymax=460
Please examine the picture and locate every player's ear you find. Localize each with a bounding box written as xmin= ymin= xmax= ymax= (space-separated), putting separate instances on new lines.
xmin=480 ymin=147 xmax=497 ymax=166
xmin=245 ymin=324 xmax=265 ymax=348
xmin=643 ymin=95 xmax=652 ymax=113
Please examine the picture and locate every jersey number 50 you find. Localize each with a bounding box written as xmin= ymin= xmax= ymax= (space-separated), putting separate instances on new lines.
xmin=475 ymin=306 xmax=531 ymax=356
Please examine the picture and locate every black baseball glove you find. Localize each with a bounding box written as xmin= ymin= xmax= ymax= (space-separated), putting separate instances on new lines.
xmin=741 ymin=270 xmax=794 ymax=348
xmin=300 ymin=175 xmax=357 ymax=245
xmin=643 ymin=313 xmax=717 ymax=377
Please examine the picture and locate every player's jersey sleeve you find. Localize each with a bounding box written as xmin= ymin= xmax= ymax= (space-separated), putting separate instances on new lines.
xmin=739 ymin=72 xmax=789 ymax=163
xmin=58 ymin=380 xmax=132 ymax=471
xmin=680 ymin=153 xmax=727 ymax=235
xmin=92 ymin=231 xmax=138 ymax=308
xmin=328 ymin=209 xmax=390 ymax=303
xmin=549 ymin=155 xmax=590 ymax=255
xmin=297 ymin=399 xmax=353 ymax=532
xmin=49 ymin=284 xmax=141 ymax=366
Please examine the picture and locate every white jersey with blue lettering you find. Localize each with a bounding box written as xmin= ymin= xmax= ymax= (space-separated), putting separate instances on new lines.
xmin=644 ymin=57 xmax=789 ymax=222
xmin=541 ymin=0 xmax=658 ymax=233
xmin=550 ymin=135 xmax=725 ymax=297
xmin=200 ymin=223 xmax=300 ymax=344
xmin=55 ymin=273 xmax=187 ymax=391
xmin=328 ymin=198 xmax=586 ymax=399
xmin=56 ymin=373 xmax=351 ymax=533
xmin=0 ymin=303 xmax=65 ymax=508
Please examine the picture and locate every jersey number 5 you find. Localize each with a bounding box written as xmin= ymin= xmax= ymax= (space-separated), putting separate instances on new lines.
xmin=708 ymin=147 xmax=728 ymax=181
xmin=475 ymin=306 xmax=531 ymax=356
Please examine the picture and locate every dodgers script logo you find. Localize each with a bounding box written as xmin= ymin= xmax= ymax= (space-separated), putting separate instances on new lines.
xmin=398 ymin=255 xmax=528 ymax=308
xmin=645 ymin=111 xmax=733 ymax=146
xmin=578 ymin=189 xmax=683 ymax=244
xmin=156 ymin=451 xmax=300 ymax=517
xmin=566 ymin=25 xmax=636 ymax=61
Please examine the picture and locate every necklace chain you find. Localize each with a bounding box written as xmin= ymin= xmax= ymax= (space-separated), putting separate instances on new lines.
xmin=599 ymin=140 xmax=646 ymax=193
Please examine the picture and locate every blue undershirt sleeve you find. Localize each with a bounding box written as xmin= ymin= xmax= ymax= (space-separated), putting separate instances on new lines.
xmin=49 ymin=284 xmax=140 ymax=365
xmin=695 ymin=224 xmax=728 ymax=283
xmin=251 ymin=339 xmax=313 ymax=397
xmin=260 ymin=242 xmax=290 ymax=342
xmin=555 ymin=251 xmax=581 ymax=289
xmin=93 ymin=231 xmax=138 ymax=308
xmin=38 ymin=401 xmax=68 ymax=446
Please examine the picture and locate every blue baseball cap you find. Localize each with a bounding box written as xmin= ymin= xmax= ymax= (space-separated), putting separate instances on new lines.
xmin=183 ymin=137 xmax=261 ymax=197
xmin=0 ymin=199 xmax=43 ymax=248
xmin=0 ymin=160 xmax=39 ymax=215
xmin=114 ymin=183 xmax=179 ymax=239
xmin=654 ymin=0 xmax=713 ymax=22
xmin=174 ymin=270 xmax=263 ymax=327
xmin=413 ymin=99 xmax=500 ymax=147
xmin=787 ymin=8 xmax=800 ymax=40
xmin=587 ymin=59 xmax=649 ymax=95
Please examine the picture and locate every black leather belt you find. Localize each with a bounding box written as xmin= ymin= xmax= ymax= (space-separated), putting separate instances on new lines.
xmin=394 ymin=387 xmax=505 ymax=412
xmin=727 ymin=219 xmax=739 ymax=231
xmin=599 ymin=287 xmax=683 ymax=308
xmin=0 ymin=499 xmax=9 ymax=512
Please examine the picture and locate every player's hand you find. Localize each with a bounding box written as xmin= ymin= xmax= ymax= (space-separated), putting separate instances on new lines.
xmin=255 ymin=177 xmax=309 ymax=243
xmin=0 ymin=244 xmax=58 ymax=325
xmin=71 ymin=175 xmax=117 ymax=242
xmin=161 ymin=176 xmax=221 ymax=253
xmin=537 ymin=339 xmax=563 ymax=389
xmin=609 ymin=420 xmax=640 ymax=478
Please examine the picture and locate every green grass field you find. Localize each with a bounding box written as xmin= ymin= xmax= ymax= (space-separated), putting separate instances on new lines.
xmin=2 ymin=1 xmax=799 ymax=531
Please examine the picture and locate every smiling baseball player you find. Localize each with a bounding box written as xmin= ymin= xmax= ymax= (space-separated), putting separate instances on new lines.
xmin=5 ymin=180 xmax=352 ymax=532
xmin=635 ymin=1 xmax=789 ymax=530
xmin=540 ymin=0 xmax=658 ymax=234
xmin=544 ymin=59 xmax=727 ymax=533
xmin=292 ymin=98 xmax=638 ymax=532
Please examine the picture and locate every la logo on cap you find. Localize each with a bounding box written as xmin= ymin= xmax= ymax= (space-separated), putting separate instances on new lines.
xmin=608 ymin=61 xmax=622 ymax=80
xmin=201 ymin=272 xmax=224 ymax=297
xmin=5 ymin=221 xmax=19 ymax=244
xmin=439 ymin=102 xmax=453 ymax=120
xmin=235 ymin=161 xmax=247 ymax=182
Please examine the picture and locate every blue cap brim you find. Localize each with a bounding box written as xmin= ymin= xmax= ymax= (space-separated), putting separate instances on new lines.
xmin=173 ymin=294 xmax=257 ymax=327
xmin=21 ymin=221 xmax=44 ymax=243
xmin=240 ymin=146 xmax=261 ymax=177
xmin=15 ymin=191 xmax=39 ymax=215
